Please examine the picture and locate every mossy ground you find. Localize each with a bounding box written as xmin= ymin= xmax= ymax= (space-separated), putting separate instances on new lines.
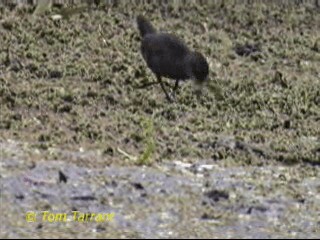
xmin=1 ymin=2 xmax=319 ymax=167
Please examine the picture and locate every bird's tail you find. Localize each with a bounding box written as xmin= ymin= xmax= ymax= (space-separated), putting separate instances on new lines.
xmin=137 ymin=15 xmax=156 ymax=37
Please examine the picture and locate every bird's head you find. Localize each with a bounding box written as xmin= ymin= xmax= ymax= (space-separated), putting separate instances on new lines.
xmin=189 ymin=51 xmax=209 ymax=85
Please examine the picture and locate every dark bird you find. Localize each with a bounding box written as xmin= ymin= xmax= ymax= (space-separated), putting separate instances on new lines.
xmin=136 ymin=15 xmax=209 ymax=102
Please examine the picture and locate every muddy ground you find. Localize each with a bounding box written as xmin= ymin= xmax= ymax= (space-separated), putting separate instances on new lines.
xmin=1 ymin=1 xmax=320 ymax=238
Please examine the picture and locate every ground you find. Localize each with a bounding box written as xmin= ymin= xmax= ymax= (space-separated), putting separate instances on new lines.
xmin=0 ymin=1 xmax=319 ymax=238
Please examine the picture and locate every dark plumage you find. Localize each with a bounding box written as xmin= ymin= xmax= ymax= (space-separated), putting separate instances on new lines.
xmin=136 ymin=15 xmax=209 ymax=102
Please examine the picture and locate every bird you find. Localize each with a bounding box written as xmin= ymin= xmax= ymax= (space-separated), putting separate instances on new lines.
xmin=136 ymin=15 xmax=209 ymax=102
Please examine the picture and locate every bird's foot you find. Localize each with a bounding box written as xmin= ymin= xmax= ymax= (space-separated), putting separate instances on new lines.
xmin=165 ymin=94 xmax=175 ymax=103
xmin=169 ymin=91 xmax=178 ymax=103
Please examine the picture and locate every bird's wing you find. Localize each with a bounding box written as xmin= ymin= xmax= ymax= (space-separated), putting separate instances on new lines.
xmin=142 ymin=33 xmax=190 ymax=59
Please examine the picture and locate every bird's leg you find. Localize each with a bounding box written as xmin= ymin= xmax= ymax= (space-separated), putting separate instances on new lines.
xmin=157 ymin=76 xmax=173 ymax=102
xmin=173 ymin=79 xmax=180 ymax=92
xmin=171 ymin=79 xmax=180 ymax=99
